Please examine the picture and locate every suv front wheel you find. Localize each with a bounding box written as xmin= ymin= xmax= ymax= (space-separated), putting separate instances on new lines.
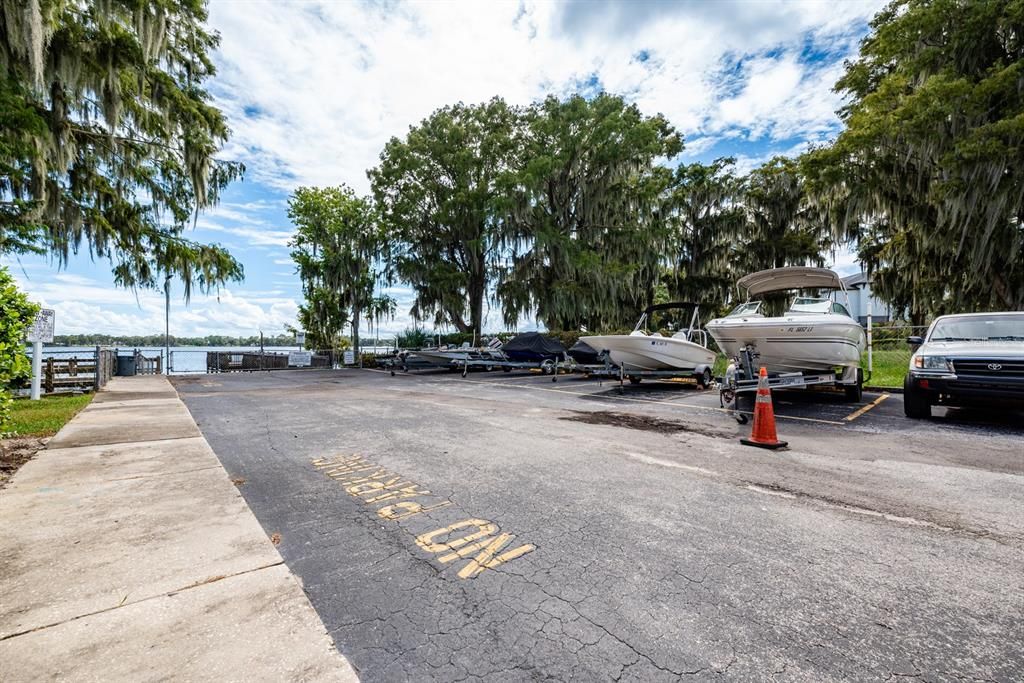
xmin=903 ymin=374 xmax=932 ymax=419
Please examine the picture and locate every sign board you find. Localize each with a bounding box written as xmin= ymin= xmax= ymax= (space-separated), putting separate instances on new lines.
xmin=295 ymin=331 xmax=306 ymax=347
xmin=288 ymin=351 xmax=312 ymax=367
xmin=27 ymin=308 xmax=55 ymax=343
xmin=343 ymin=350 xmax=355 ymax=365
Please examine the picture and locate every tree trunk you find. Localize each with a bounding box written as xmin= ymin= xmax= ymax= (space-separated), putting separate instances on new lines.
xmin=469 ymin=276 xmax=485 ymax=338
xmin=351 ymin=294 xmax=361 ymax=366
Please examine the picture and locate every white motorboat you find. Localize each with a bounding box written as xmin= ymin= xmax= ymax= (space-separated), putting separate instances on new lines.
xmin=581 ymin=303 xmax=717 ymax=371
xmin=705 ymin=267 xmax=866 ymax=374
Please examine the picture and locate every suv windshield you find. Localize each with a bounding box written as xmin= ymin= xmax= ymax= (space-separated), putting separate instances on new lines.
xmin=929 ymin=314 xmax=1024 ymax=342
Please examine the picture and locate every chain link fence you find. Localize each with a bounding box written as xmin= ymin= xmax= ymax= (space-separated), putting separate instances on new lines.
xmin=864 ymin=324 xmax=930 ymax=389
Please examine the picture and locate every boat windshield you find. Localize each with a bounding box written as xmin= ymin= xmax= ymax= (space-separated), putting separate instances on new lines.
xmin=929 ymin=314 xmax=1024 ymax=342
xmin=727 ymin=301 xmax=763 ymax=317
xmin=787 ymin=297 xmax=832 ymax=314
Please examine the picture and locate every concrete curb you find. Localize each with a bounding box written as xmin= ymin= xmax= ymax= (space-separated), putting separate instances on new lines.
xmin=0 ymin=375 xmax=359 ymax=682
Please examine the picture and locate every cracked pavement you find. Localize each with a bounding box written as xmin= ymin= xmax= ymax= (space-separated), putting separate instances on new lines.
xmin=173 ymin=369 xmax=1024 ymax=682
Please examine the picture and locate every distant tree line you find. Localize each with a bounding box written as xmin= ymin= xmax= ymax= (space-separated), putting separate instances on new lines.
xmin=50 ymin=333 xmax=298 ymax=348
xmin=292 ymin=1 xmax=1024 ymax=345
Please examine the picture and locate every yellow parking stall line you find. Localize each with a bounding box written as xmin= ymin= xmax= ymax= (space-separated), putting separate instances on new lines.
xmin=844 ymin=393 xmax=890 ymax=422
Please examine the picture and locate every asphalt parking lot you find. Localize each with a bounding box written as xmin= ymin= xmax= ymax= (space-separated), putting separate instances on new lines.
xmin=174 ymin=368 xmax=1024 ymax=682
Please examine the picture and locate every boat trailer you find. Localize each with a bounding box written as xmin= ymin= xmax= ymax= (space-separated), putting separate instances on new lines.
xmin=453 ymin=356 xmax=569 ymax=381
xmin=719 ymin=346 xmax=863 ymax=423
xmin=580 ymin=355 xmax=715 ymax=389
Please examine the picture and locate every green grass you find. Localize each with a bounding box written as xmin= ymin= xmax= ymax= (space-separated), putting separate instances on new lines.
xmin=4 ymin=393 xmax=94 ymax=438
xmin=864 ymin=349 xmax=910 ymax=389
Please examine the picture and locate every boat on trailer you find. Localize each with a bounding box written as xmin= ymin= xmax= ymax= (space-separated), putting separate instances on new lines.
xmin=706 ymin=266 xmax=867 ymax=410
xmin=580 ymin=302 xmax=717 ymax=385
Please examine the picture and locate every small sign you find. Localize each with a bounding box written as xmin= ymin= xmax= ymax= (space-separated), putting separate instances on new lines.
xmin=230 ymin=354 xmax=243 ymax=365
xmin=288 ymin=351 xmax=312 ymax=367
xmin=343 ymin=350 xmax=355 ymax=365
xmin=295 ymin=331 xmax=306 ymax=346
xmin=27 ymin=308 xmax=55 ymax=343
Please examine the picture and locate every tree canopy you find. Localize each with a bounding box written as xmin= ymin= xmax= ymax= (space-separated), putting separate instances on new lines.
xmin=802 ymin=0 xmax=1024 ymax=322
xmin=1 ymin=0 xmax=243 ymax=298
xmin=289 ymin=185 xmax=391 ymax=352
xmin=498 ymin=93 xmax=682 ymax=331
xmin=369 ymin=98 xmax=519 ymax=336
xmin=660 ymin=157 xmax=745 ymax=311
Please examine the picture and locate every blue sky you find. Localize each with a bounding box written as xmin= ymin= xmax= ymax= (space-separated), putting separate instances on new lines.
xmin=2 ymin=0 xmax=885 ymax=338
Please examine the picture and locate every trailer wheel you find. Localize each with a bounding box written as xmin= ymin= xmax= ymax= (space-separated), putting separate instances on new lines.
xmin=484 ymin=364 xmax=494 ymax=372
xmin=697 ymin=368 xmax=712 ymax=389
xmin=541 ymin=360 xmax=555 ymax=375
xmin=844 ymin=369 xmax=864 ymax=402
xmin=628 ymin=376 xmax=642 ymax=385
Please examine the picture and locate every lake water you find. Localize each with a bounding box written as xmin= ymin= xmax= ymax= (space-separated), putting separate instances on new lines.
xmin=32 ymin=345 xmax=396 ymax=374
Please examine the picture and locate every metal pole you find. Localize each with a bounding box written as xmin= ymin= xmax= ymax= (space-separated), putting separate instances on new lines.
xmin=164 ymin=275 xmax=171 ymax=375
xmin=867 ymin=300 xmax=873 ymax=375
xmin=30 ymin=341 xmax=42 ymax=400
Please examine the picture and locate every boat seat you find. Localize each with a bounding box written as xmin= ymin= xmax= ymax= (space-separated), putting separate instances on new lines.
xmin=649 ymin=332 xmax=663 ymax=337
xmin=629 ymin=330 xmax=647 ymax=337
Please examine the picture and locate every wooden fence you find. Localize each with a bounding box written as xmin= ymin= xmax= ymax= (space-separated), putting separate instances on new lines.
xmin=39 ymin=347 xmax=117 ymax=394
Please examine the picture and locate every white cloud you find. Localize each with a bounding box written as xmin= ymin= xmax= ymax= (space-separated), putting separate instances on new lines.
xmin=207 ymin=0 xmax=885 ymax=192
xmin=9 ymin=270 xmax=300 ymax=337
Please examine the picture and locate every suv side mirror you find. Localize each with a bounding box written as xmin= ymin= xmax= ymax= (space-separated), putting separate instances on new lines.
xmin=906 ymin=335 xmax=924 ymax=347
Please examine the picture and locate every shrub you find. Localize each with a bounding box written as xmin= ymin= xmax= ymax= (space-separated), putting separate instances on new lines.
xmin=1 ymin=267 xmax=40 ymax=435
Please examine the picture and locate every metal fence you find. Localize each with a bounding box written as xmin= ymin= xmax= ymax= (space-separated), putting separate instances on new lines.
xmin=863 ymin=324 xmax=930 ymax=388
xmin=169 ymin=349 xmax=342 ymax=374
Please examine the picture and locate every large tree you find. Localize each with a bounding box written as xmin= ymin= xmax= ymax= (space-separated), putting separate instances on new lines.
xmin=742 ymin=156 xmax=831 ymax=273
xmin=369 ymin=98 xmax=520 ymax=335
xmin=802 ymin=0 xmax=1024 ymax=322
xmin=498 ymin=93 xmax=682 ymax=331
xmin=289 ymin=185 xmax=391 ymax=355
xmin=661 ymin=158 xmax=745 ymax=313
xmin=1 ymin=0 xmax=243 ymax=297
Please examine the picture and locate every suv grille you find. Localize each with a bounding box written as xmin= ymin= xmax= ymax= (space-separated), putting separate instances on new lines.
xmin=952 ymin=359 xmax=1024 ymax=378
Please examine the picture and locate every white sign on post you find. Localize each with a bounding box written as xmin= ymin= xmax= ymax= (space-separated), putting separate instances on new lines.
xmin=288 ymin=351 xmax=312 ymax=367
xmin=295 ymin=331 xmax=306 ymax=347
xmin=28 ymin=308 xmax=55 ymax=400
xmin=343 ymin=350 xmax=355 ymax=365
xmin=27 ymin=309 xmax=55 ymax=343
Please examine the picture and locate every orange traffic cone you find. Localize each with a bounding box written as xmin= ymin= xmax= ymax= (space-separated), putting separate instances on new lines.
xmin=741 ymin=367 xmax=788 ymax=450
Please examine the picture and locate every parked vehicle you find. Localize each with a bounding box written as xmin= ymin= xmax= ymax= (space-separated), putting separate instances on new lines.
xmin=707 ymin=267 xmax=866 ymax=402
xmin=581 ymin=302 xmax=716 ymax=374
xmin=903 ymin=312 xmax=1024 ymax=418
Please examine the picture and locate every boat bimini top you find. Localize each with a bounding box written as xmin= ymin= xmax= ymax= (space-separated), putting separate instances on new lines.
xmin=736 ymin=267 xmax=846 ymax=298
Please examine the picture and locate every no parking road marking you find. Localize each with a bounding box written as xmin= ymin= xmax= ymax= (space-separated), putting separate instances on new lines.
xmin=313 ymin=454 xmax=535 ymax=579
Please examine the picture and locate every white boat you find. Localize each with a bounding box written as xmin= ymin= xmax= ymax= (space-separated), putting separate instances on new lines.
xmin=581 ymin=303 xmax=717 ymax=371
xmin=705 ymin=267 xmax=866 ymax=374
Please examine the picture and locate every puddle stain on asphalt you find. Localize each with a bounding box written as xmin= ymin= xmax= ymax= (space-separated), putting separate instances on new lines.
xmin=560 ymin=410 xmax=732 ymax=439
xmin=313 ymin=454 xmax=535 ymax=579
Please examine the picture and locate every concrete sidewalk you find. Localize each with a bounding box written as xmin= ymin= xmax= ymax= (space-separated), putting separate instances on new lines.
xmin=0 ymin=376 xmax=358 ymax=682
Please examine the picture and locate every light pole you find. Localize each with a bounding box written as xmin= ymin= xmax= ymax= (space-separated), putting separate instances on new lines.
xmin=164 ymin=274 xmax=171 ymax=374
